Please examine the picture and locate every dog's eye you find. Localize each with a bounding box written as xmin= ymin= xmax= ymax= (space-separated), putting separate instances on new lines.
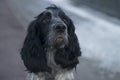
xmin=62 ymin=18 xmax=68 ymax=24
xmin=59 ymin=12 xmax=68 ymax=24
xmin=42 ymin=12 xmax=51 ymax=24
xmin=42 ymin=18 xmax=50 ymax=24
xmin=63 ymin=18 xmax=67 ymax=23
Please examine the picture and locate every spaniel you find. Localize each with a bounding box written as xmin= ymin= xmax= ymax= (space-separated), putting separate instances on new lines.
xmin=20 ymin=5 xmax=81 ymax=80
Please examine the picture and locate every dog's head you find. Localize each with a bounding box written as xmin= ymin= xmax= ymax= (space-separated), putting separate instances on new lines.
xmin=36 ymin=5 xmax=71 ymax=48
xmin=23 ymin=4 xmax=80 ymax=56
xmin=20 ymin=5 xmax=81 ymax=73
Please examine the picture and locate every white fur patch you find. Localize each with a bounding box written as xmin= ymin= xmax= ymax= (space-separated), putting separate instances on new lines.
xmin=65 ymin=71 xmax=74 ymax=80
xmin=27 ymin=73 xmax=34 ymax=80
xmin=55 ymin=71 xmax=74 ymax=80
xmin=27 ymin=71 xmax=74 ymax=80
xmin=27 ymin=73 xmax=45 ymax=80
xmin=37 ymin=72 xmax=45 ymax=80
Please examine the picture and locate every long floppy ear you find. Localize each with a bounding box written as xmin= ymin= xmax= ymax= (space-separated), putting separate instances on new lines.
xmin=54 ymin=18 xmax=82 ymax=69
xmin=58 ymin=11 xmax=81 ymax=58
xmin=67 ymin=19 xmax=82 ymax=60
xmin=20 ymin=17 xmax=51 ymax=73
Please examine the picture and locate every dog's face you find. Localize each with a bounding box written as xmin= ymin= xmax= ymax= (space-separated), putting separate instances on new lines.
xmin=38 ymin=6 xmax=69 ymax=48
xmin=21 ymin=5 xmax=81 ymax=73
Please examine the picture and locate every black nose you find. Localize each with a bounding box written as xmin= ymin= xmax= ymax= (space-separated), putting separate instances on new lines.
xmin=55 ymin=24 xmax=66 ymax=32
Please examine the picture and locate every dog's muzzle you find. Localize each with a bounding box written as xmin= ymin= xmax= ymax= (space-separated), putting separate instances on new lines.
xmin=53 ymin=23 xmax=68 ymax=48
xmin=54 ymin=23 xmax=66 ymax=33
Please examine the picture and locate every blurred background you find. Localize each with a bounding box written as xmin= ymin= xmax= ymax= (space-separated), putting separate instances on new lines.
xmin=0 ymin=0 xmax=120 ymax=80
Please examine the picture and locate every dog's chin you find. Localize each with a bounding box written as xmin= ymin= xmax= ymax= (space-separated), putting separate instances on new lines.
xmin=54 ymin=37 xmax=67 ymax=49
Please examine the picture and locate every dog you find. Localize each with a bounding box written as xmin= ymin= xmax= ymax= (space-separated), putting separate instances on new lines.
xmin=20 ymin=5 xmax=81 ymax=80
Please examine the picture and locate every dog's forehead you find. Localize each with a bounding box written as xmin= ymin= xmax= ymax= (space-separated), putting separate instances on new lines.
xmin=47 ymin=9 xmax=60 ymax=15
xmin=45 ymin=6 xmax=65 ymax=16
xmin=46 ymin=4 xmax=58 ymax=9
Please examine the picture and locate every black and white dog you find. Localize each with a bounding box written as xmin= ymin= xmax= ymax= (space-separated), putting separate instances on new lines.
xmin=20 ymin=5 xmax=81 ymax=80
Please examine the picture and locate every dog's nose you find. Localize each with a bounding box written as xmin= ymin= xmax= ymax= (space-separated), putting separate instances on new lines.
xmin=55 ymin=24 xmax=66 ymax=33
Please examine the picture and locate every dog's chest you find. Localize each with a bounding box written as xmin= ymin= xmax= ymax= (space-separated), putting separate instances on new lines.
xmin=46 ymin=49 xmax=61 ymax=71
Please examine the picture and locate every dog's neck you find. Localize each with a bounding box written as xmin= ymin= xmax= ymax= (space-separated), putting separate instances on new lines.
xmin=46 ymin=47 xmax=56 ymax=66
xmin=46 ymin=47 xmax=63 ymax=78
xmin=46 ymin=47 xmax=63 ymax=66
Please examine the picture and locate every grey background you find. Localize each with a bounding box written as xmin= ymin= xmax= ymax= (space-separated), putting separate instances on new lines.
xmin=0 ymin=0 xmax=120 ymax=80
xmin=71 ymin=0 xmax=120 ymax=18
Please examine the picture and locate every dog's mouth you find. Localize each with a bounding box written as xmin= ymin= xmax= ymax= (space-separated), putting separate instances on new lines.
xmin=55 ymin=37 xmax=64 ymax=43
xmin=54 ymin=36 xmax=67 ymax=48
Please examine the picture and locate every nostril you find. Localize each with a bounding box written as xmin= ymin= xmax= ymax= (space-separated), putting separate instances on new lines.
xmin=55 ymin=24 xmax=66 ymax=30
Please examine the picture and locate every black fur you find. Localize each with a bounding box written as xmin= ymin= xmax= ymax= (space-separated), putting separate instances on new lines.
xmin=20 ymin=5 xmax=81 ymax=74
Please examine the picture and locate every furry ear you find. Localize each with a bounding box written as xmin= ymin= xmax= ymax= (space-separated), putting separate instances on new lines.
xmin=67 ymin=19 xmax=82 ymax=60
xmin=54 ymin=19 xmax=82 ymax=69
xmin=20 ymin=20 xmax=51 ymax=73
